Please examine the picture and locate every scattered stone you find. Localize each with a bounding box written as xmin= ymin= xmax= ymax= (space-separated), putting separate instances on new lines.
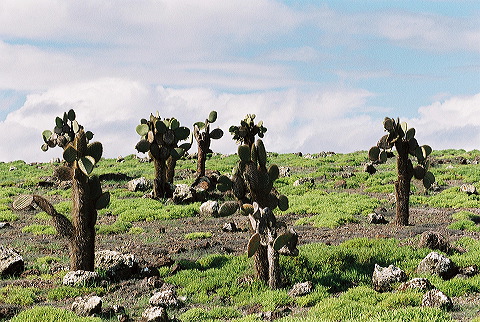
xmin=460 ymin=184 xmax=477 ymax=195
xmin=127 ymin=177 xmax=151 ymax=192
xmin=149 ymin=287 xmax=180 ymax=308
xmin=142 ymin=276 xmax=164 ymax=290
xmin=63 ymin=270 xmax=101 ymax=286
xmin=418 ymin=231 xmax=451 ymax=253
xmin=457 ymin=265 xmax=478 ymax=278
xmin=422 ymin=289 xmax=453 ymax=310
xmin=398 ymin=278 xmax=434 ymax=291
xmin=8 ymin=166 xmax=17 ymax=171
xmin=172 ymin=184 xmax=195 ymax=204
xmin=417 ymin=252 xmax=458 ymax=280
xmin=50 ymin=157 xmax=61 ymax=163
xmin=95 ymin=250 xmax=138 ymax=281
xmin=0 ymin=246 xmax=24 ymax=277
xmin=288 ymin=281 xmax=313 ymax=297
xmin=341 ymin=171 xmax=355 ymax=179
xmin=0 ymin=304 xmax=20 ymax=320
xmin=364 ymin=163 xmax=376 ymax=175
xmin=199 ymin=200 xmax=219 ymax=217
xmin=294 ymin=152 xmax=303 ymax=157
xmin=0 ymin=223 xmax=11 ymax=229
xmin=372 ymin=264 xmax=407 ymax=292
xmin=72 ymin=295 xmax=102 ymax=316
xmin=153 ymin=254 xmax=174 ymax=268
xmin=222 ymin=222 xmax=239 ymax=232
xmin=367 ymin=213 xmax=388 ymax=224
xmin=142 ymin=306 xmax=169 ymax=322
xmin=303 ymin=153 xmax=318 ymax=159
xmin=279 ymin=166 xmax=291 ymax=178
xmin=116 ymin=156 xmax=125 ymax=162
xmin=293 ymin=177 xmax=314 ymax=186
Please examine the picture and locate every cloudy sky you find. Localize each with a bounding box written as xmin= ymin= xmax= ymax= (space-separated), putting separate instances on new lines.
xmin=0 ymin=0 xmax=479 ymax=162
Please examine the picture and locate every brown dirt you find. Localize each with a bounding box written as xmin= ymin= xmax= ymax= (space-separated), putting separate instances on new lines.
xmin=2 ymin=199 xmax=480 ymax=320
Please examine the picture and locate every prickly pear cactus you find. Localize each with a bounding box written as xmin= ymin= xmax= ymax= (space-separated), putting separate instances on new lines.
xmin=246 ymin=203 xmax=298 ymax=289
xmin=229 ymin=114 xmax=267 ymax=147
xmin=15 ymin=109 xmax=109 ymax=271
xmin=135 ymin=112 xmax=192 ymax=198
xmin=368 ymin=117 xmax=435 ymax=225
xmin=224 ymin=115 xmax=287 ymax=211
xmin=193 ymin=110 xmax=224 ymax=179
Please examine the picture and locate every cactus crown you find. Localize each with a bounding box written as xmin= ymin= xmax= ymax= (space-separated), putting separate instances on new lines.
xmin=229 ymin=114 xmax=267 ymax=146
xmin=194 ymin=110 xmax=224 ymax=145
xmin=135 ymin=112 xmax=192 ymax=160
xmin=40 ymin=109 xmax=109 ymax=210
xmin=219 ymin=116 xmax=287 ymax=212
xmin=368 ymin=117 xmax=435 ymax=189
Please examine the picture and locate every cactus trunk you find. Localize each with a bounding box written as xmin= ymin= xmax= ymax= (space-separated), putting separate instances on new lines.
xmin=394 ymin=142 xmax=413 ymax=226
xmin=267 ymin=243 xmax=281 ymax=289
xmin=166 ymin=156 xmax=176 ymax=183
xmin=254 ymin=246 xmax=269 ymax=282
xmin=70 ymin=168 xmax=97 ymax=271
xmin=153 ymin=157 xmax=169 ymax=199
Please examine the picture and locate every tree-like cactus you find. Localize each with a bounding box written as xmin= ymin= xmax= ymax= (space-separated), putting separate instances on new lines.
xmin=229 ymin=114 xmax=267 ymax=147
xmin=368 ymin=117 xmax=435 ymax=226
xmin=135 ymin=113 xmax=191 ymax=199
xmin=15 ymin=110 xmax=109 ymax=271
xmin=193 ymin=110 xmax=223 ymax=179
xmin=224 ymin=115 xmax=294 ymax=287
xmin=246 ymin=203 xmax=298 ymax=289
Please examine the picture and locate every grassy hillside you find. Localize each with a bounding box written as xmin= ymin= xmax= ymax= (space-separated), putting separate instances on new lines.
xmin=2 ymin=149 xmax=480 ymax=320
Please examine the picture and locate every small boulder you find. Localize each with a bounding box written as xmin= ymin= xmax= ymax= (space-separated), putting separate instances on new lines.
xmin=398 ymin=278 xmax=434 ymax=291
xmin=367 ymin=213 xmax=388 ymax=224
xmin=457 ymin=265 xmax=478 ymax=278
xmin=0 ymin=246 xmax=24 ymax=276
xmin=293 ymin=177 xmax=314 ymax=186
xmin=95 ymin=250 xmax=138 ymax=281
xmin=149 ymin=288 xmax=180 ymax=308
xmin=372 ymin=264 xmax=407 ymax=292
xmin=222 ymin=222 xmax=239 ymax=232
xmin=279 ymin=166 xmax=291 ymax=178
xmin=422 ymin=289 xmax=453 ymax=310
xmin=199 ymin=200 xmax=219 ymax=217
xmin=288 ymin=281 xmax=313 ymax=297
xmin=127 ymin=177 xmax=151 ymax=192
xmin=460 ymin=184 xmax=477 ymax=195
xmin=417 ymin=252 xmax=458 ymax=280
xmin=0 ymin=223 xmax=11 ymax=229
xmin=172 ymin=184 xmax=195 ymax=204
xmin=142 ymin=306 xmax=168 ymax=322
xmin=72 ymin=296 xmax=102 ymax=316
xmin=418 ymin=231 xmax=451 ymax=253
xmin=63 ymin=270 xmax=101 ymax=286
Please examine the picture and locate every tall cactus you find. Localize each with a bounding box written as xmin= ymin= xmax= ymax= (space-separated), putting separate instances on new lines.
xmin=368 ymin=117 xmax=435 ymax=225
xmin=224 ymin=115 xmax=295 ymax=287
xmin=246 ymin=203 xmax=298 ymax=289
xmin=193 ymin=110 xmax=224 ymax=178
xmin=14 ymin=110 xmax=109 ymax=271
xmin=135 ymin=113 xmax=191 ymax=199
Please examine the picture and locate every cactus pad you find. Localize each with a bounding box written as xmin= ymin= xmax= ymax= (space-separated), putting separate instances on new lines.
xmin=218 ymin=201 xmax=239 ymax=217
xmin=12 ymin=195 xmax=34 ymax=210
xmin=247 ymin=233 xmax=261 ymax=257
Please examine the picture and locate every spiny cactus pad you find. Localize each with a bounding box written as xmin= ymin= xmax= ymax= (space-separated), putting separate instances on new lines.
xmin=12 ymin=195 xmax=34 ymax=210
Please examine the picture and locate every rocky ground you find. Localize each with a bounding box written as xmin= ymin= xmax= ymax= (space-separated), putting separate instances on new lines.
xmin=2 ymin=199 xmax=480 ymax=320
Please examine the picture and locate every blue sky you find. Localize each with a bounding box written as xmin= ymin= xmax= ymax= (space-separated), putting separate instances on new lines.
xmin=0 ymin=0 xmax=479 ymax=162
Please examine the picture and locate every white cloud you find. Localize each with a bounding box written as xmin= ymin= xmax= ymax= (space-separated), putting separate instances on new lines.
xmin=408 ymin=93 xmax=480 ymax=150
xmin=0 ymin=78 xmax=381 ymax=162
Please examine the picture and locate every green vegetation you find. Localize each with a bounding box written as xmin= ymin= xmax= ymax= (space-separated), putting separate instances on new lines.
xmin=286 ymin=191 xmax=380 ymax=228
xmin=10 ymin=306 xmax=101 ymax=322
xmin=6 ymin=148 xmax=480 ymax=321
